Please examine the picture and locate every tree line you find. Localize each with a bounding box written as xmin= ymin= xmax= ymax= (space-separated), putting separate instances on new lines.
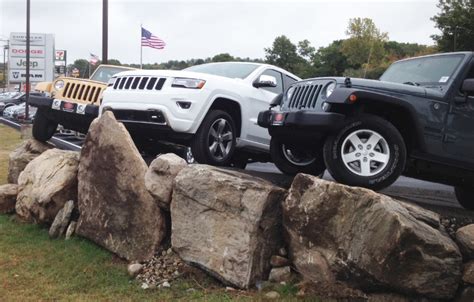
xmin=69 ymin=0 xmax=474 ymax=80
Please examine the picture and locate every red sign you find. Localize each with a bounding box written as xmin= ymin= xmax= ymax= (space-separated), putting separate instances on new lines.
xmin=11 ymin=48 xmax=44 ymax=55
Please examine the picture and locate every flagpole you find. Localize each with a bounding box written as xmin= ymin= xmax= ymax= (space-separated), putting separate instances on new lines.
xmin=140 ymin=24 xmax=143 ymax=69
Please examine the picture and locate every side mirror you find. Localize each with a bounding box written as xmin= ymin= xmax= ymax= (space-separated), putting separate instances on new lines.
xmin=270 ymin=93 xmax=283 ymax=108
xmin=254 ymin=75 xmax=277 ymax=88
xmin=462 ymin=79 xmax=474 ymax=95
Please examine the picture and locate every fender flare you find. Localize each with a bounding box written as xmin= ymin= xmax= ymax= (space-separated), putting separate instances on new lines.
xmin=327 ymin=88 xmax=426 ymax=152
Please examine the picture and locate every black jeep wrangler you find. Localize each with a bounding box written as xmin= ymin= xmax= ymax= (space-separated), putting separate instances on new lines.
xmin=258 ymin=52 xmax=474 ymax=209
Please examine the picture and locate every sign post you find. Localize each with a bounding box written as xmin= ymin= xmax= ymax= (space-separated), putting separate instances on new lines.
xmin=25 ymin=0 xmax=30 ymax=121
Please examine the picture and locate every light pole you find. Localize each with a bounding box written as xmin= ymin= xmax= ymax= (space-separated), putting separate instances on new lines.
xmin=3 ymin=46 xmax=6 ymax=91
xmin=102 ymin=0 xmax=108 ymax=64
xmin=0 ymin=39 xmax=8 ymax=92
xmin=25 ymin=0 xmax=31 ymax=121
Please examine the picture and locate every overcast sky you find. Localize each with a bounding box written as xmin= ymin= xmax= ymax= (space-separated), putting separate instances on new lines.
xmin=0 ymin=0 xmax=440 ymax=65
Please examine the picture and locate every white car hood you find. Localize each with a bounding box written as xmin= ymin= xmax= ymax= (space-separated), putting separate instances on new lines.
xmin=113 ymin=69 xmax=247 ymax=84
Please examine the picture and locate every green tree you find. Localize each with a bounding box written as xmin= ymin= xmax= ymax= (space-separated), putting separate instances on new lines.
xmin=212 ymin=53 xmax=235 ymax=62
xmin=432 ymin=0 xmax=474 ymax=52
xmin=312 ymin=40 xmax=350 ymax=77
xmin=69 ymin=59 xmax=90 ymax=78
xmin=264 ymin=35 xmax=305 ymax=75
xmin=341 ymin=18 xmax=388 ymax=77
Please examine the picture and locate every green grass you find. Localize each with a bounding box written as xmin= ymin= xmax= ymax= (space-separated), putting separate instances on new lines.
xmin=0 ymin=124 xmax=24 ymax=185
xmin=0 ymin=215 xmax=262 ymax=301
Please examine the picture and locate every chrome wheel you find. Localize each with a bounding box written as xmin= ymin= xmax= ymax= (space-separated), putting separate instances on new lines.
xmin=341 ymin=129 xmax=390 ymax=177
xmin=208 ymin=118 xmax=233 ymax=160
xmin=281 ymin=144 xmax=317 ymax=166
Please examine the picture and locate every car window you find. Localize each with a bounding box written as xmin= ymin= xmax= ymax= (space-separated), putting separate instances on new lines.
xmin=466 ymin=63 xmax=474 ymax=79
xmin=185 ymin=63 xmax=260 ymax=79
xmin=380 ymin=54 xmax=465 ymax=85
xmin=464 ymin=61 xmax=474 ymax=99
xmin=283 ymin=75 xmax=298 ymax=92
xmin=259 ymin=69 xmax=283 ymax=94
xmin=90 ymin=66 xmax=131 ymax=83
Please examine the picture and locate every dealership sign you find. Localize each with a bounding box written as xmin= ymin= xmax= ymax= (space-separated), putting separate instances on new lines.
xmin=8 ymin=32 xmax=55 ymax=83
xmin=10 ymin=46 xmax=46 ymax=58
xmin=9 ymin=70 xmax=45 ymax=82
xmin=10 ymin=33 xmax=46 ymax=46
xmin=10 ymin=57 xmax=45 ymax=70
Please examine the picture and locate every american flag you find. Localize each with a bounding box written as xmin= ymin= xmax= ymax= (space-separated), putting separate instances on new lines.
xmin=89 ymin=53 xmax=100 ymax=65
xmin=141 ymin=27 xmax=166 ymax=50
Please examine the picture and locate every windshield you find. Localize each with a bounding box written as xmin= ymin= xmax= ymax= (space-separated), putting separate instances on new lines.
xmin=380 ymin=54 xmax=465 ymax=85
xmin=90 ymin=66 xmax=131 ymax=83
xmin=184 ymin=63 xmax=259 ymax=79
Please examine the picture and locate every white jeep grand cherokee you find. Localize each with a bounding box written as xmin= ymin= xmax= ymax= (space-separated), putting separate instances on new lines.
xmin=100 ymin=62 xmax=300 ymax=166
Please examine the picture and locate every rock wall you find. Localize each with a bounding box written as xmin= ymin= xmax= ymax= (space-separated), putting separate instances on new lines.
xmin=15 ymin=149 xmax=79 ymax=224
xmin=282 ymin=173 xmax=461 ymax=299
xmin=8 ymin=139 xmax=53 ymax=184
xmin=76 ymin=112 xmax=166 ymax=262
xmin=171 ymin=165 xmax=286 ymax=289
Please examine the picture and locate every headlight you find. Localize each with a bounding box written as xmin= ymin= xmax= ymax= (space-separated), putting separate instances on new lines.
xmin=287 ymin=86 xmax=295 ymax=100
xmin=325 ymin=83 xmax=336 ymax=98
xmin=108 ymin=77 xmax=116 ymax=87
xmin=54 ymin=80 xmax=65 ymax=90
xmin=172 ymin=78 xmax=206 ymax=89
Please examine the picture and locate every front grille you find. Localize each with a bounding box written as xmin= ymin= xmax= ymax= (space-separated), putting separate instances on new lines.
xmin=286 ymin=82 xmax=324 ymax=110
xmin=112 ymin=109 xmax=166 ymax=125
xmin=113 ymin=76 xmax=166 ymax=91
xmin=62 ymin=82 xmax=104 ymax=105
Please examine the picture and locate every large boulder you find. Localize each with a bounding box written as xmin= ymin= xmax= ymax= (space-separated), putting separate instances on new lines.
xmin=456 ymin=224 xmax=474 ymax=259
xmin=8 ymin=139 xmax=53 ymax=184
xmin=15 ymin=149 xmax=79 ymax=224
xmin=145 ymin=153 xmax=187 ymax=210
xmin=283 ymin=174 xmax=461 ymax=300
xmin=171 ymin=165 xmax=286 ymax=289
xmin=0 ymin=184 xmax=18 ymax=214
xmin=76 ymin=112 xmax=166 ymax=262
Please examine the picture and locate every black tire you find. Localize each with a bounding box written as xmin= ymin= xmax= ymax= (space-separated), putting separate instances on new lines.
xmin=455 ymin=186 xmax=474 ymax=210
xmin=323 ymin=114 xmax=406 ymax=191
xmin=32 ymin=109 xmax=58 ymax=142
xmin=270 ymin=138 xmax=326 ymax=176
xmin=191 ymin=110 xmax=237 ymax=166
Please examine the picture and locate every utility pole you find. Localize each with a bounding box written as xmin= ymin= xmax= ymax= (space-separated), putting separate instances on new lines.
xmin=2 ymin=46 xmax=6 ymax=91
xmin=1 ymin=43 xmax=7 ymax=92
xmin=25 ymin=0 xmax=30 ymax=121
xmin=102 ymin=0 xmax=108 ymax=64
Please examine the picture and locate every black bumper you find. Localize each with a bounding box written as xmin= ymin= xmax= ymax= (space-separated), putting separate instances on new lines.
xmin=29 ymin=96 xmax=99 ymax=134
xmin=29 ymin=96 xmax=99 ymax=116
xmin=258 ymin=110 xmax=346 ymax=143
xmin=258 ymin=110 xmax=345 ymax=128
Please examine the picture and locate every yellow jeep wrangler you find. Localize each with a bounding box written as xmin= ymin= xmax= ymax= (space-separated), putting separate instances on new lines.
xmin=31 ymin=64 xmax=133 ymax=141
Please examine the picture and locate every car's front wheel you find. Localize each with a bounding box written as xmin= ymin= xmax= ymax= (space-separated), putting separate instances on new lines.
xmin=323 ymin=114 xmax=406 ymax=191
xmin=270 ymin=138 xmax=325 ymax=176
xmin=455 ymin=186 xmax=474 ymax=210
xmin=191 ymin=110 xmax=236 ymax=166
xmin=32 ymin=109 xmax=58 ymax=142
